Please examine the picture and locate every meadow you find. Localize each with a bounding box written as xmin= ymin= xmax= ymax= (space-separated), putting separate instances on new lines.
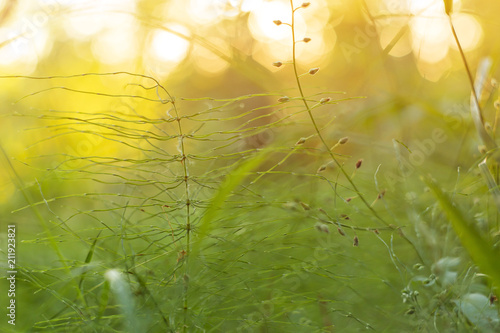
xmin=1 ymin=0 xmax=500 ymax=331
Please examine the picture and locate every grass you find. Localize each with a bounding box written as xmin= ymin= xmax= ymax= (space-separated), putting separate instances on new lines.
xmin=0 ymin=1 xmax=499 ymax=332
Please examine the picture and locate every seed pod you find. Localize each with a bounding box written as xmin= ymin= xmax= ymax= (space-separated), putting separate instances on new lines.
xmin=309 ymin=67 xmax=320 ymax=75
xmin=345 ymin=197 xmax=352 ymax=203
xmin=317 ymin=165 xmax=327 ymax=173
xmin=301 ymin=2 xmax=311 ymax=8
xmin=273 ymin=61 xmax=283 ymax=67
xmin=355 ymin=159 xmax=363 ymax=169
xmin=337 ymin=228 xmax=345 ymax=236
xmin=278 ymin=96 xmax=290 ymax=103
xmin=405 ymin=308 xmax=415 ymax=315
xmin=339 ymin=137 xmax=348 ymax=144
xmin=296 ymin=137 xmax=306 ymax=145
xmin=315 ymin=223 xmax=329 ymax=233
xmin=320 ymin=97 xmax=331 ymax=104
xmin=353 ymin=236 xmax=359 ymax=247
xmin=300 ymin=202 xmax=310 ymax=210
xmin=273 ymin=20 xmax=282 ymax=26
xmin=303 ymin=37 xmax=311 ymax=43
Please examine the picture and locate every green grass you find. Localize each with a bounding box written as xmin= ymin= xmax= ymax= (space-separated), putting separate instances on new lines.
xmin=1 ymin=1 xmax=500 ymax=332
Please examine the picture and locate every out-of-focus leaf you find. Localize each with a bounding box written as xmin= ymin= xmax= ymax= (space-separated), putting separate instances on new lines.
xmin=425 ymin=176 xmax=500 ymax=290
xmin=195 ymin=149 xmax=270 ymax=243
xmin=470 ymin=58 xmax=497 ymax=151
xmin=455 ymin=293 xmax=500 ymax=331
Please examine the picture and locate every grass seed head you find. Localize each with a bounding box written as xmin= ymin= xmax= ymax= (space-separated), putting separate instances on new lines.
xmin=317 ymin=164 xmax=327 ymax=173
xmin=485 ymin=122 xmax=492 ymax=132
xmin=273 ymin=20 xmax=282 ymax=26
xmin=494 ymin=100 xmax=500 ymax=109
xmin=320 ymin=97 xmax=331 ymax=104
xmin=339 ymin=137 xmax=348 ymax=144
xmin=301 ymin=2 xmax=311 ymax=8
xmin=296 ymin=137 xmax=306 ymax=145
xmin=353 ymin=236 xmax=359 ymax=246
xmin=278 ymin=96 xmax=290 ymax=103
xmin=303 ymin=37 xmax=311 ymax=43
xmin=315 ymin=223 xmax=329 ymax=233
xmin=308 ymin=67 xmax=320 ymax=75
xmin=273 ymin=61 xmax=283 ymax=67
xmin=300 ymin=202 xmax=311 ymax=210
xmin=337 ymin=228 xmax=345 ymax=236
xmin=355 ymin=159 xmax=363 ymax=169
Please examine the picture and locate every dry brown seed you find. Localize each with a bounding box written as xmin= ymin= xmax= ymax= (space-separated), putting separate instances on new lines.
xmin=345 ymin=197 xmax=352 ymax=203
xmin=309 ymin=67 xmax=320 ymax=75
xmin=273 ymin=61 xmax=283 ymax=67
xmin=278 ymin=96 xmax=290 ymax=103
xmin=353 ymin=236 xmax=359 ymax=247
xmin=303 ymin=37 xmax=311 ymax=43
xmin=301 ymin=2 xmax=311 ymax=7
xmin=317 ymin=165 xmax=327 ymax=173
xmin=489 ymin=293 xmax=498 ymax=305
xmin=337 ymin=228 xmax=345 ymax=236
xmin=320 ymin=97 xmax=331 ymax=104
xmin=273 ymin=20 xmax=282 ymax=26
xmin=355 ymin=159 xmax=363 ymax=169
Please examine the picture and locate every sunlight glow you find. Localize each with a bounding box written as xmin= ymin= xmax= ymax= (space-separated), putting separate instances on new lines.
xmin=193 ymin=38 xmax=230 ymax=75
xmin=91 ymin=24 xmax=138 ymax=65
xmin=449 ymin=13 xmax=483 ymax=51
xmin=378 ymin=0 xmax=482 ymax=66
xmin=63 ymin=0 xmax=137 ymax=40
xmin=149 ymin=25 xmax=191 ymax=63
xmin=248 ymin=1 xmax=296 ymax=43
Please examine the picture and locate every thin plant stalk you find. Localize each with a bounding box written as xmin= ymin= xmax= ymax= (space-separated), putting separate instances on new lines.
xmin=288 ymin=0 xmax=387 ymax=227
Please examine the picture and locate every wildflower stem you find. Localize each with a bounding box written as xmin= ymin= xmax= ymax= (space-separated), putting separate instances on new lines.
xmin=288 ymin=0 xmax=388 ymax=227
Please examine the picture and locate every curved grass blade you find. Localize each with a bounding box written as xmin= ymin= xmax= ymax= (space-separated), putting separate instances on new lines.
xmin=425 ymin=176 xmax=500 ymax=289
xmin=195 ymin=149 xmax=270 ymax=244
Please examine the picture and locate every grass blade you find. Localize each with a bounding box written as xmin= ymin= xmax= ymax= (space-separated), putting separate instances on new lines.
xmin=425 ymin=176 xmax=500 ymax=289
xmin=195 ymin=149 xmax=270 ymax=242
